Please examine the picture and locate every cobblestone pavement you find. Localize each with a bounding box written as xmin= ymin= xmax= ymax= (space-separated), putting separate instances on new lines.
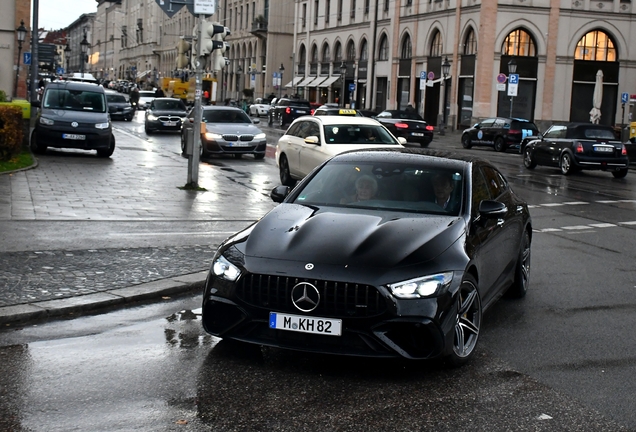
xmin=0 ymin=125 xmax=464 ymax=325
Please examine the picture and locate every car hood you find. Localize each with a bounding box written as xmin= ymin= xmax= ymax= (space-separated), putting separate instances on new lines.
xmin=243 ymin=204 xmax=465 ymax=269
xmin=40 ymin=108 xmax=109 ymax=121
xmin=205 ymin=123 xmax=263 ymax=134
xmin=148 ymin=109 xmax=187 ymax=116
xmin=108 ymin=102 xmax=131 ymax=109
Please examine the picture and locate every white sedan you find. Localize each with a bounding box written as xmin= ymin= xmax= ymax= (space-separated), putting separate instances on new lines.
xmin=275 ymin=116 xmax=405 ymax=186
xmin=249 ymin=102 xmax=271 ymax=117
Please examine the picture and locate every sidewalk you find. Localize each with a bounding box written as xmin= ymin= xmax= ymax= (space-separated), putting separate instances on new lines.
xmin=0 ymin=127 xmax=463 ymax=326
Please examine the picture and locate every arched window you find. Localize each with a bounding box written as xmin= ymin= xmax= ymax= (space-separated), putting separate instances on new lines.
xmin=575 ymin=30 xmax=616 ymax=61
xmin=322 ymin=44 xmax=331 ymax=62
xmin=334 ymin=41 xmax=343 ymax=62
xmin=347 ymin=41 xmax=356 ymax=61
xmin=311 ymin=45 xmax=318 ymax=63
xmin=378 ymin=35 xmax=388 ymax=60
xmin=299 ymin=45 xmax=307 ymax=64
xmin=502 ymin=29 xmax=536 ymax=56
xmin=401 ymin=34 xmax=412 ymax=59
xmin=464 ymin=29 xmax=476 ymax=55
xmin=430 ymin=31 xmax=442 ymax=57
xmin=360 ymin=39 xmax=368 ymax=61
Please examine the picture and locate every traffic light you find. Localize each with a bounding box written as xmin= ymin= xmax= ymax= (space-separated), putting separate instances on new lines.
xmin=198 ymin=21 xmax=230 ymax=57
xmin=176 ymin=39 xmax=191 ymax=69
xmin=210 ymin=26 xmax=230 ymax=71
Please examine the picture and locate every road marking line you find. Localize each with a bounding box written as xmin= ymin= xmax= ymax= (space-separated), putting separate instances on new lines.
xmin=618 ymin=221 xmax=636 ymax=225
xmin=563 ymin=201 xmax=588 ymax=205
xmin=589 ymin=223 xmax=616 ymax=228
xmin=596 ymin=200 xmax=617 ymax=204
xmin=107 ymin=231 xmax=239 ymax=237
xmin=561 ymin=225 xmax=594 ymax=230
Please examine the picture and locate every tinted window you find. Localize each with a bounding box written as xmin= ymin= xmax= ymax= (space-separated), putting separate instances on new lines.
xmin=323 ymin=124 xmax=399 ymax=145
xmin=387 ymin=110 xmax=424 ymax=120
xmin=202 ymin=109 xmax=251 ymax=123
xmin=43 ymin=88 xmax=106 ymax=113
xmin=479 ymin=119 xmax=496 ymax=128
xmin=471 ymin=167 xmax=491 ymax=217
xmin=481 ymin=166 xmax=508 ymax=199
xmin=286 ymin=122 xmax=304 ymax=137
xmin=153 ymin=99 xmax=186 ymax=111
xmin=544 ymin=125 xmax=567 ymax=139
xmin=582 ymin=128 xmax=616 ymax=139
xmin=106 ymin=94 xmax=128 ymax=103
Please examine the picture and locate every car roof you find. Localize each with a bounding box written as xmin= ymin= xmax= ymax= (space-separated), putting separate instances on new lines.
xmin=293 ymin=115 xmax=381 ymax=126
xmin=46 ymin=81 xmax=105 ymax=92
xmin=331 ymin=147 xmax=491 ymax=168
xmin=201 ymin=106 xmax=246 ymax=111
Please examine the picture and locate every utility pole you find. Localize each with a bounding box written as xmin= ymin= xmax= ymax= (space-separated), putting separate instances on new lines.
xmin=186 ymin=14 xmax=205 ymax=188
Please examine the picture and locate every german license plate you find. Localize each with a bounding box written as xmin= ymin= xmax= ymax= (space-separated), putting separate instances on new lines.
xmin=594 ymin=146 xmax=613 ymax=152
xmin=229 ymin=142 xmax=250 ymax=147
xmin=296 ymin=110 xmax=307 ymax=114
xmin=163 ymin=121 xmax=177 ymax=126
xmin=412 ymin=132 xmax=424 ymax=137
xmin=62 ymin=134 xmax=86 ymax=140
xmin=269 ymin=312 xmax=342 ymax=336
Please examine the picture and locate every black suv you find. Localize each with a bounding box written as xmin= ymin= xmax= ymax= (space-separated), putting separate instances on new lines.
xmin=461 ymin=117 xmax=539 ymax=152
xmin=267 ymin=98 xmax=313 ymax=128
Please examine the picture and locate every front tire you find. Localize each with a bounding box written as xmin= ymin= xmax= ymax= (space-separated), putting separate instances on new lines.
xmin=560 ymin=153 xmax=575 ymax=175
xmin=523 ymin=147 xmax=537 ymax=169
xmin=494 ymin=137 xmax=506 ymax=152
xmin=506 ymin=229 xmax=531 ymax=299
xmin=461 ymin=134 xmax=472 ymax=149
xmin=279 ymin=155 xmax=296 ymax=187
xmin=445 ymin=274 xmax=482 ymax=368
xmin=96 ymin=134 xmax=116 ymax=158
xmin=612 ymin=168 xmax=628 ymax=179
xmin=30 ymin=131 xmax=47 ymax=154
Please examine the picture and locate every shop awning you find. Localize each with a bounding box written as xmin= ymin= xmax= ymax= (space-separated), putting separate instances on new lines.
xmin=136 ymin=69 xmax=151 ymax=79
xmin=306 ymin=76 xmax=327 ymax=87
xmin=284 ymin=77 xmax=304 ymax=88
xmin=296 ymin=76 xmax=315 ymax=87
xmin=318 ymin=76 xmax=340 ymax=88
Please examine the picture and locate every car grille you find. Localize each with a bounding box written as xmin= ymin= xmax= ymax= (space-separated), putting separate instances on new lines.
xmin=223 ymin=134 xmax=254 ymax=142
xmin=236 ymin=273 xmax=387 ymax=318
xmin=156 ymin=115 xmax=182 ymax=122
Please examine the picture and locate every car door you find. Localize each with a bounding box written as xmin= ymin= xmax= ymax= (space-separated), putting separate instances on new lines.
xmin=298 ymin=120 xmax=325 ymax=176
xmin=474 ymin=119 xmax=495 ymax=144
xmin=280 ymin=121 xmax=309 ymax=178
xmin=534 ymin=125 xmax=566 ymax=166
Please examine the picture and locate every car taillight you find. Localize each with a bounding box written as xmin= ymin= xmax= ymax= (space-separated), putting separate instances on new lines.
xmin=574 ymin=142 xmax=584 ymax=153
xmin=286 ymin=107 xmax=291 ymax=114
xmin=621 ymin=144 xmax=627 ymax=156
xmin=395 ymin=123 xmax=409 ymax=129
xmin=310 ymin=109 xmax=315 ymax=115
xmin=426 ymin=125 xmax=434 ymax=131
xmin=508 ymin=129 xmax=521 ymax=135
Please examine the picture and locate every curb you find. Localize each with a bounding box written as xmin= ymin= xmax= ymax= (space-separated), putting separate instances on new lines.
xmin=0 ymin=271 xmax=207 ymax=326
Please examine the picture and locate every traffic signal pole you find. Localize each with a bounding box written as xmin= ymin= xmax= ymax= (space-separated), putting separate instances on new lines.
xmin=186 ymin=14 xmax=205 ymax=188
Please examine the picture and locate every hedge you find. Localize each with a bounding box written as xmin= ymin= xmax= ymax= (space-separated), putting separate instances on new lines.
xmin=0 ymin=105 xmax=24 ymax=161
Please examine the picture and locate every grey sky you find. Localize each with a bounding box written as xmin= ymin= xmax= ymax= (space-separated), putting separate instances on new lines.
xmin=37 ymin=0 xmax=98 ymax=30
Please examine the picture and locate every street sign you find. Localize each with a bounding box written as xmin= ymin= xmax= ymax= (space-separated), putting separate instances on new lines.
xmin=509 ymin=74 xmax=519 ymax=84
xmin=420 ymin=71 xmax=426 ymax=80
xmin=56 ymin=67 xmax=64 ymax=75
xmin=427 ymin=71 xmax=435 ymax=81
xmin=194 ymin=0 xmax=215 ymax=14
xmin=23 ymin=52 xmax=31 ymax=65
xmin=155 ymin=0 xmax=184 ymax=18
xmin=496 ymin=73 xmax=507 ymax=84
xmin=419 ymin=71 xmax=426 ymax=90
xmin=621 ymin=92 xmax=629 ymax=104
xmin=348 ymin=83 xmax=355 ymax=92
xmin=507 ymin=83 xmax=518 ymax=97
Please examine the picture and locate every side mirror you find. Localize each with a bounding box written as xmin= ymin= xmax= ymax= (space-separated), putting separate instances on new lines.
xmin=397 ymin=137 xmax=407 ymax=145
xmin=270 ymin=185 xmax=291 ymax=203
xmin=473 ymin=124 xmax=481 ymax=129
xmin=252 ymin=118 xmax=260 ymax=124
xmin=304 ymin=136 xmax=320 ymax=145
xmin=478 ymin=200 xmax=507 ymax=218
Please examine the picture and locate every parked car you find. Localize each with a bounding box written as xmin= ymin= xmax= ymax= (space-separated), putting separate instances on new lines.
xmin=181 ymin=106 xmax=267 ymax=159
xmin=275 ymin=116 xmax=405 ymax=186
xmin=201 ymin=148 xmax=532 ymax=365
xmin=374 ymin=110 xmax=434 ymax=147
xmin=137 ymin=90 xmax=156 ymax=110
xmin=312 ymin=105 xmax=363 ymax=116
xmin=248 ymin=98 xmax=272 ymax=117
xmin=30 ymin=80 xmax=115 ymax=157
xmin=267 ymin=98 xmax=314 ymax=128
xmin=144 ymin=98 xmax=188 ymax=134
xmin=523 ymin=122 xmax=629 ymax=178
xmin=105 ymin=90 xmax=134 ymax=121
xmin=462 ymin=117 xmax=539 ymax=152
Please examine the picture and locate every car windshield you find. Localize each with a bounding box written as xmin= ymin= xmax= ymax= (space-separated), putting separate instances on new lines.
xmin=583 ymin=128 xmax=616 ymax=139
xmin=106 ymin=94 xmax=127 ymax=103
xmin=293 ymin=160 xmax=463 ymax=216
xmin=323 ymin=124 xmax=400 ymax=145
xmin=378 ymin=111 xmax=424 ymax=121
xmin=153 ymin=99 xmax=186 ymax=111
xmin=43 ymin=89 xmax=107 ymax=113
xmin=202 ymin=110 xmax=252 ymax=123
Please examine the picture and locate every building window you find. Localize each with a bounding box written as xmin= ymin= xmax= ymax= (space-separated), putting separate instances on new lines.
xmin=575 ymin=30 xmax=616 ymax=61
xmin=347 ymin=41 xmax=356 ymax=61
xmin=502 ymin=28 xmax=536 ymax=57
xmin=430 ymin=30 xmax=442 ymax=57
xmin=378 ymin=35 xmax=388 ymax=60
xmin=326 ymin=0 xmax=330 ymax=23
xmin=121 ymin=26 xmax=127 ymax=48
xmin=315 ymin=1 xmax=319 ymax=25
xmin=360 ymin=39 xmax=368 ymax=61
xmin=351 ymin=0 xmax=356 ymax=18
xmin=338 ymin=0 xmax=343 ymax=20
xmin=364 ymin=0 xmax=370 ymax=14
xmin=334 ymin=41 xmax=342 ymax=63
xmin=464 ymin=28 xmax=477 ymax=55
xmin=401 ymin=34 xmax=412 ymax=59
xmin=384 ymin=0 xmax=389 ymax=10
xmin=246 ymin=4 xmax=249 ymax=29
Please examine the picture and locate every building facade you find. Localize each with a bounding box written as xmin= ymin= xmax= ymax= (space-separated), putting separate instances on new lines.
xmin=1 ymin=0 xmax=32 ymax=100
xmin=293 ymin=0 xmax=636 ymax=130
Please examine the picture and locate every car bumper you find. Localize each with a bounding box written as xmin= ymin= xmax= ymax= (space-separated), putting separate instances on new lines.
xmin=36 ymin=125 xmax=112 ymax=149
xmin=396 ymin=132 xmax=434 ymax=145
xmin=145 ymin=119 xmax=183 ymax=131
xmin=573 ymin=155 xmax=630 ymax=170
xmin=202 ymin=138 xmax=267 ymax=156
xmin=201 ymin=273 xmax=458 ymax=359
xmin=109 ymin=111 xmax=133 ymax=120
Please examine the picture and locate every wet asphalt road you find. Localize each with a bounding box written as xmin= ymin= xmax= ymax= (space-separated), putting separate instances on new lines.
xmin=1 ymin=110 xmax=635 ymax=431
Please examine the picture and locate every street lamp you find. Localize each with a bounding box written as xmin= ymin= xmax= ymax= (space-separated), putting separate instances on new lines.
xmin=236 ymin=65 xmax=242 ymax=99
xmin=508 ymin=58 xmax=517 ymax=117
xmin=439 ymin=56 xmax=451 ymax=136
xmin=278 ymin=63 xmax=285 ymax=99
xmin=80 ymin=32 xmax=90 ymax=75
xmin=64 ymin=44 xmax=71 ymax=73
xmin=339 ymin=61 xmax=347 ymax=107
xmin=14 ymin=20 xmax=27 ymax=99
xmin=262 ymin=65 xmax=266 ymax=99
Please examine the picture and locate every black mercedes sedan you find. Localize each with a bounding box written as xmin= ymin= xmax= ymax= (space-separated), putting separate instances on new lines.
xmin=201 ymin=148 xmax=532 ymax=366
xmin=461 ymin=117 xmax=539 ymax=152
xmin=374 ymin=110 xmax=434 ymax=147
xmin=144 ymin=98 xmax=188 ymax=134
xmin=105 ymin=90 xmax=134 ymax=121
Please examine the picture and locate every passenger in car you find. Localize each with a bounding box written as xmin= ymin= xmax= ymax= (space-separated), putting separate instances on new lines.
xmin=341 ymin=175 xmax=378 ymax=203
xmin=432 ymin=172 xmax=455 ymax=210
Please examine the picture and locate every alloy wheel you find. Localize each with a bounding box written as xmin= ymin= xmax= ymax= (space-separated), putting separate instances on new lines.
xmin=453 ymin=277 xmax=481 ymax=361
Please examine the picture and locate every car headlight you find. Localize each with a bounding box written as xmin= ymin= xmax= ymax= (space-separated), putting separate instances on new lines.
xmin=39 ymin=117 xmax=54 ymax=126
xmin=147 ymin=114 xmax=158 ymax=121
xmin=212 ymin=255 xmax=241 ymax=281
xmin=204 ymin=132 xmax=223 ymax=140
xmin=254 ymin=133 xmax=266 ymax=140
xmin=388 ymin=272 xmax=454 ymax=299
xmin=180 ymin=117 xmax=187 ymax=122
xmin=95 ymin=122 xmax=110 ymax=129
